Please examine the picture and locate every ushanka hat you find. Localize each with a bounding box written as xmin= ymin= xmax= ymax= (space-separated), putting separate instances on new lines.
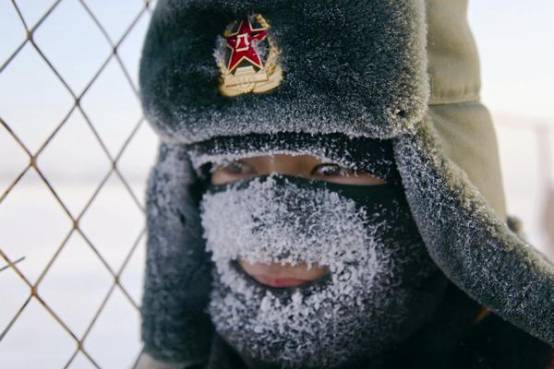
xmin=138 ymin=0 xmax=554 ymax=365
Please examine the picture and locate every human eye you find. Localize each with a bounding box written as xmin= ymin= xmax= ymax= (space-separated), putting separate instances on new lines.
xmin=210 ymin=160 xmax=257 ymax=185
xmin=310 ymin=163 xmax=386 ymax=185
xmin=310 ymin=163 xmax=350 ymax=178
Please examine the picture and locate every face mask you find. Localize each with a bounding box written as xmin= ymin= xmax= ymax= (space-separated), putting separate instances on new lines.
xmin=199 ymin=173 xmax=446 ymax=368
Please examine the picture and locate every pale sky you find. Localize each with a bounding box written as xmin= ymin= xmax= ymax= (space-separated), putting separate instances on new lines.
xmin=469 ymin=0 xmax=554 ymax=123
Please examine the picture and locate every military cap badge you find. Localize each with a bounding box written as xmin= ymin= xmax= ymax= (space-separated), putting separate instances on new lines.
xmin=214 ymin=14 xmax=283 ymax=97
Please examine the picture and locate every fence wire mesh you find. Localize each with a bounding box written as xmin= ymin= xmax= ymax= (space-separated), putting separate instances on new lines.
xmin=0 ymin=1 xmax=553 ymax=369
xmin=1 ymin=1 xmax=157 ymax=368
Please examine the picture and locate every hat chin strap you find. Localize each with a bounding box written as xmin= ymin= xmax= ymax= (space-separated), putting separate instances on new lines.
xmin=394 ymin=117 xmax=554 ymax=346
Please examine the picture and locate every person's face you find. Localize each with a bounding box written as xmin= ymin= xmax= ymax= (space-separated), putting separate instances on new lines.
xmin=209 ymin=154 xmax=385 ymax=288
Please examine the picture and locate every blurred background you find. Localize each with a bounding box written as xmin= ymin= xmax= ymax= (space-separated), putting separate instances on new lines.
xmin=0 ymin=1 xmax=552 ymax=368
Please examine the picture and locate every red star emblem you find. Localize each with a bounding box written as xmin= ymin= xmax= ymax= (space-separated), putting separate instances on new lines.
xmin=225 ymin=18 xmax=268 ymax=72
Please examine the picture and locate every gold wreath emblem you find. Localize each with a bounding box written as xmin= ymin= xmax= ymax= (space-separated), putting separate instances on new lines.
xmin=215 ymin=14 xmax=283 ymax=97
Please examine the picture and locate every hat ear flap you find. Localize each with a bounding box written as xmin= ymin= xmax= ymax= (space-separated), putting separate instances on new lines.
xmin=394 ymin=116 xmax=554 ymax=346
xmin=141 ymin=142 xmax=213 ymax=364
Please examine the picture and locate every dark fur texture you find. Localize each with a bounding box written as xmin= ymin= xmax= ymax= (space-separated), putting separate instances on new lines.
xmin=139 ymin=0 xmax=428 ymax=143
xmin=141 ymin=143 xmax=214 ymax=365
xmin=394 ymin=116 xmax=554 ymax=346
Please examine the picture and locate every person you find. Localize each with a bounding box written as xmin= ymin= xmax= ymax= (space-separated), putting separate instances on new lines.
xmin=135 ymin=0 xmax=554 ymax=368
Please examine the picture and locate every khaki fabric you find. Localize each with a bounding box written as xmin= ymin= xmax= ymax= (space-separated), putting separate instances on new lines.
xmin=426 ymin=0 xmax=508 ymax=219
xmin=427 ymin=0 xmax=481 ymax=104
xmin=430 ymin=102 xmax=507 ymax=219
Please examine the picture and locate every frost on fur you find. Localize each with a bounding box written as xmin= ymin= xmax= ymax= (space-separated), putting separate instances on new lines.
xmin=141 ymin=143 xmax=213 ymax=362
xmin=140 ymin=0 xmax=428 ymax=143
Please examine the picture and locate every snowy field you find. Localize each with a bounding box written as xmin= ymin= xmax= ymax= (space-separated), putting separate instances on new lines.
xmin=1 ymin=1 xmax=553 ymax=368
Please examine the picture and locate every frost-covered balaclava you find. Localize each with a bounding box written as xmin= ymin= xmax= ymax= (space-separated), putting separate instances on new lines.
xmin=193 ymin=137 xmax=447 ymax=368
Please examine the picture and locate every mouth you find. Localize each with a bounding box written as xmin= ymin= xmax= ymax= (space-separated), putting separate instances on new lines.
xmin=248 ymin=275 xmax=310 ymax=288
xmin=237 ymin=259 xmax=330 ymax=288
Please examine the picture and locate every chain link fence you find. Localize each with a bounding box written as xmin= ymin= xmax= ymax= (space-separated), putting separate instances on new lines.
xmin=1 ymin=1 xmax=157 ymax=367
xmin=0 ymin=1 xmax=553 ymax=369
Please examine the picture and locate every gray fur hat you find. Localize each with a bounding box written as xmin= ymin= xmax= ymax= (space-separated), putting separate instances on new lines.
xmin=138 ymin=0 xmax=554 ymax=365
